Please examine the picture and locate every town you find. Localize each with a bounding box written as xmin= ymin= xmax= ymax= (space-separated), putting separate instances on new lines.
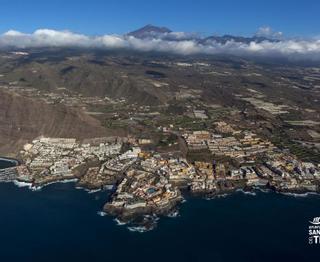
xmin=1 ymin=120 xmax=319 ymax=229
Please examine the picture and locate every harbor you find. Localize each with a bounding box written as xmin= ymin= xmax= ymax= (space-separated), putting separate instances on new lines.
xmin=0 ymin=157 xmax=19 ymax=169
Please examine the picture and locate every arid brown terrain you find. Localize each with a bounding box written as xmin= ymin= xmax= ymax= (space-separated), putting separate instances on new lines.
xmin=0 ymin=89 xmax=113 ymax=155
xmin=0 ymin=48 xmax=319 ymax=162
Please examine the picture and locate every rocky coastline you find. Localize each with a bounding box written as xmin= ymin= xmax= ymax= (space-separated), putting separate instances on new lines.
xmin=104 ymin=193 xmax=183 ymax=223
xmin=2 ymin=160 xmax=320 ymax=229
xmin=0 ymin=135 xmax=319 ymax=231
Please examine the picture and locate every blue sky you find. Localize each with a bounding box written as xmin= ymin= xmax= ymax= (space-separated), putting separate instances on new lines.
xmin=0 ymin=0 xmax=319 ymax=37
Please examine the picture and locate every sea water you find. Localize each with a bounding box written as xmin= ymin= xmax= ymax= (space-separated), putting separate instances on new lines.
xmin=0 ymin=181 xmax=318 ymax=261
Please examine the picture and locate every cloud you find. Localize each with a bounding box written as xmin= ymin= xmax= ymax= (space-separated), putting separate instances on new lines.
xmin=0 ymin=29 xmax=97 ymax=48
xmin=0 ymin=28 xmax=320 ymax=61
xmin=134 ymin=31 xmax=200 ymax=41
xmin=255 ymin=26 xmax=283 ymax=39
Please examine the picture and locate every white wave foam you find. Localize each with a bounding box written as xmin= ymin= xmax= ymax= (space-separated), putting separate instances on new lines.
xmin=253 ymin=187 xmax=270 ymax=193
xmin=127 ymin=226 xmax=152 ymax=233
xmin=97 ymin=211 xmax=107 ymax=217
xmin=167 ymin=210 xmax=180 ymax=218
xmin=13 ymin=180 xmax=32 ymax=188
xmin=236 ymin=189 xmax=257 ymax=196
xmin=104 ymin=185 xmax=114 ymax=190
xmin=206 ymin=193 xmax=229 ymax=200
xmin=31 ymin=186 xmax=42 ymax=191
xmin=76 ymin=186 xmax=102 ymax=194
xmin=60 ymin=178 xmax=78 ymax=184
xmin=12 ymin=180 xmax=43 ymax=191
xmin=28 ymin=178 xmax=78 ymax=191
xmin=143 ymin=214 xmax=160 ymax=221
xmin=87 ymin=189 xmax=101 ymax=194
xmin=280 ymin=192 xmax=320 ymax=198
xmin=114 ymin=218 xmax=127 ymax=226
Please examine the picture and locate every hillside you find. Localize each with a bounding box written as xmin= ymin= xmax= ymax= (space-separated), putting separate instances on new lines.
xmin=0 ymin=89 xmax=112 ymax=156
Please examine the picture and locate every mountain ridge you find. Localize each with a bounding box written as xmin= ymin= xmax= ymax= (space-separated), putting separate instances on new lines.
xmin=127 ymin=24 xmax=278 ymax=44
xmin=127 ymin=24 xmax=172 ymax=38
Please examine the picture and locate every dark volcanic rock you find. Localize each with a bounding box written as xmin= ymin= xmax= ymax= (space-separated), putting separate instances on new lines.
xmin=128 ymin=24 xmax=172 ymax=38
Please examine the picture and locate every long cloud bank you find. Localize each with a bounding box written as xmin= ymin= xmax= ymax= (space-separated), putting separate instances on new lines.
xmin=1 ymin=29 xmax=320 ymax=61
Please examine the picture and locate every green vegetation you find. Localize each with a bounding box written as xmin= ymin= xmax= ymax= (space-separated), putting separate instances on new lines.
xmin=156 ymin=133 xmax=178 ymax=147
xmin=207 ymin=107 xmax=231 ymax=120
xmin=271 ymin=133 xmax=320 ymax=164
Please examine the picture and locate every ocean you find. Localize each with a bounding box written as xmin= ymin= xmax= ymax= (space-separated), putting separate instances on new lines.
xmin=0 ymin=158 xmax=18 ymax=169
xmin=0 ymin=160 xmax=319 ymax=261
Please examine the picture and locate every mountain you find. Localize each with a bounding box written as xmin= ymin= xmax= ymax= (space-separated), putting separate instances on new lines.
xmin=0 ymin=47 xmax=318 ymax=160
xmin=127 ymin=24 xmax=172 ymax=38
xmin=201 ymin=35 xmax=279 ymax=45
xmin=0 ymin=89 xmax=114 ymax=156
xmin=127 ymin=25 xmax=279 ymax=44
